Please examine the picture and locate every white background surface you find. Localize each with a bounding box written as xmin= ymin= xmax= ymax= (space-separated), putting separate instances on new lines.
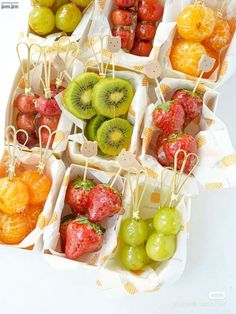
xmin=0 ymin=2 xmax=236 ymax=314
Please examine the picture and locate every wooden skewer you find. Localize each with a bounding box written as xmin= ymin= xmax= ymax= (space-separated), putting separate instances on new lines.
xmin=156 ymin=79 xmax=165 ymax=103
xmin=127 ymin=169 xmax=148 ymax=220
xmin=110 ymin=167 xmax=122 ymax=188
xmin=5 ymin=126 xmax=29 ymax=180
xmin=38 ymin=125 xmax=65 ymax=174
xmin=193 ymin=71 xmax=204 ymax=94
xmin=83 ymin=158 xmax=89 ymax=182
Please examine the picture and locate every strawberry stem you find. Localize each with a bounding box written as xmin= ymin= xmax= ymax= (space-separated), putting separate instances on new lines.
xmin=73 ymin=177 xmax=96 ymax=190
xmin=75 ymin=216 xmax=106 ymax=234
xmin=154 ymin=101 xmax=173 ymax=112
xmin=61 ymin=214 xmax=76 ymax=224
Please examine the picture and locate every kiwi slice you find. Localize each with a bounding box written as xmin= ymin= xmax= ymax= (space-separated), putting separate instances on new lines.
xmin=63 ymin=72 xmax=100 ymax=120
xmin=85 ymin=115 xmax=107 ymax=141
xmin=92 ymin=78 xmax=134 ymax=118
xmin=97 ymin=118 xmax=133 ymax=156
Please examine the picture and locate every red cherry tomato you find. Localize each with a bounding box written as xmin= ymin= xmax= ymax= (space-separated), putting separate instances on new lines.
xmin=39 ymin=114 xmax=61 ymax=132
xmin=15 ymin=93 xmax=37 ymax=113
xmin=138 ymin=0 xmax=164 ymax=22
xmin=112 ymin=28 xmax=135 ymax=50
xmin=17 ymin=132 xmax=38 ymax=148
xmin=136 ymin=22 xmax=157 ymax=40
xmin=111 ymin=9 xmax=135 ymax=26
xmin=114 ymin=0 xmax=135 ymax=8
xmin=131 ymin=40 xmax=153 ymax=56
xmin=16 ymin=113 xmax=36 ymax=132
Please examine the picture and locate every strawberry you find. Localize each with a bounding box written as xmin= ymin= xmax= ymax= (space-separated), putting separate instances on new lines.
xmin=156 ymin=133 xmax=198 ymax=174
xmin=171 ymin=89 xmax=203 ymax=125
xmin=152 ymin=101 xmax=185 ymax=136
xmin=65 ymin=216 xmax=105 ymax=260
xmin=60 ymin=214 xmax=76 ymax=252
xmin=65 ymin=177 xmax=96 ymax=215
xmin=87 ymin=184 xmax=124 ymax=222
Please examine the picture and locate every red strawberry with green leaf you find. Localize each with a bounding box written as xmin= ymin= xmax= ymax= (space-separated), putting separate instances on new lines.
xmin=88 ymin=184 xmax=124 ymax=222
xmin=65 ymin=216 xmax=105 ymax=260
xmin=152 ymin=101 xmax=185 ymax=135
xmin=171 ymin=89 xmax=203 ymax=125
xmin=156 ymin=133 xmax=198 ymax=174
xmin=60 ymin=214 xmax=76 ymax=252
xmin=65 ymin=177 xmax=96 ymax=215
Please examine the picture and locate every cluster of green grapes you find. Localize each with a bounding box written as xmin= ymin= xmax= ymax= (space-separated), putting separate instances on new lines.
xmin=119 ymin=206 xmax=182 ymax=271
xmin=28 ymin=0 xmax=92 ymax=36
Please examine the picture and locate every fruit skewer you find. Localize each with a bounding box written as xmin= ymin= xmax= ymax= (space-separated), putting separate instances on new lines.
xmin=111 ymin=0 xmax=138 ymax=52
xmin=203 ymin=0 xmax=231 ymax=53
xmin=111 ymin=0 xmax=164 ymax=56
xmin=131 ymin=0 xmax=163 ymax=56
xmin=0 ymin=126 xmax=53 ymax=245
xmin=35 ymin=47 xmax=62 ymax=146
xmin=15 ymin=43 xmax=41 ymax=148
xmin=14 ymin=43 xmax=66 ymax=148
xmin=170 ymin=0 xmax=234 ymax=80
xmin=56 ymin=164 xmax=125 ymax=261
xmin=119 ymin=169 xmax=149 ymax=271
xmin=118 ymin=149 xmax=199 ymax=270
xmin=146 ymin=150 xmax=199 ymax=262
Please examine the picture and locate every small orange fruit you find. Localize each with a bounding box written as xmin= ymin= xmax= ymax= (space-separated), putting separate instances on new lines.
xmin=203 ymin=17 xmax=231 ymax=52
xmin=20 ymin=170 xmax=52 ymax=205
xmin=177 ymin=4 xmax=216 ymax=41
xmin=0 ymin=211 xmax=32 ymax=244
xmin=0 ymin=177 xmax=29 ymax=214
xmin=170 ymin=40 xmax=206 ymax=76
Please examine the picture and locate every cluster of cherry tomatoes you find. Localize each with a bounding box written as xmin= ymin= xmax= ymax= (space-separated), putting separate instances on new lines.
xmin=111 ymin=0 xmax=163 ymax=56
xmin=15 ymin=84 xmax=64 ymax=148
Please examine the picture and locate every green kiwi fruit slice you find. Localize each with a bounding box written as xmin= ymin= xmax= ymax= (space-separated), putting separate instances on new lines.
xmin=97 ymin=118 xmax=133 ymax=156
xmin=92 ymin=78 xmax=134 ymax=118
xmin=63 ymin=72 xmax=100 ymax=120
xmin=85 ymin=115 xmax=107 ymax=141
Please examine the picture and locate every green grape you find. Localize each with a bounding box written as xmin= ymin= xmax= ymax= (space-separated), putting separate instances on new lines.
xmin=72 ymin=0 xmax=92 ymax=8
xmin=52 ymin=0 xmax=69 ymax=12
xmin=56 ymin=3 xmax=82 ymax=33
xmin=29 ymin=7 xmax=55 ymax=36
xmin=146 ymin=218 xmax=155 ymax=237
xmin=33 ymin=0 xmax=56 ymax=7
xmin=153 ymin=207 xmax=181 ymax=235
xmin=120 ymin=245 xmax=148 ymax=271
xmin=146 ymin=232 xmax=176 ymax=262
xmin=120 ymin=217 xmax=148 ymax=246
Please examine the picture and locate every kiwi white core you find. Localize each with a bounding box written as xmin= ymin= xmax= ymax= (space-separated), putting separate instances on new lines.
xmin=110 ymin=130 xmax=123 ymax=142
xmin=81 ymin=90 xmax=92 ymax=104
xmin=109 ymin=92 xmax=124 ymax=103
